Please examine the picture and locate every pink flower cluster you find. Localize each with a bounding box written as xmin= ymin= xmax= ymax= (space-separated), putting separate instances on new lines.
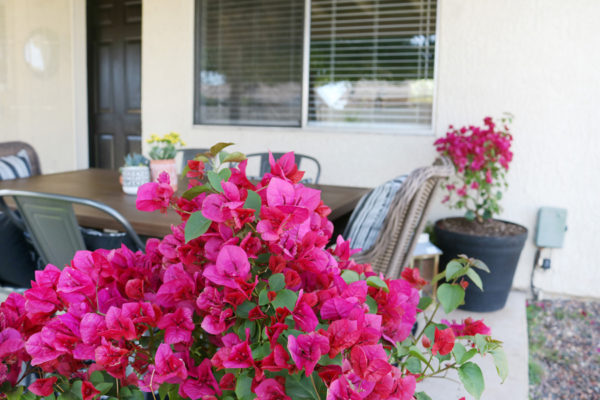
xmin=434 ymin=116 xmax=514 ymax=220
xmin=0 ymin=150 xmax=494 ymax=400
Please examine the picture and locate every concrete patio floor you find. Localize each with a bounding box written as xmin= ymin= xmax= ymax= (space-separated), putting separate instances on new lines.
xmin=416 ymin=290 xmax=529 ymax=399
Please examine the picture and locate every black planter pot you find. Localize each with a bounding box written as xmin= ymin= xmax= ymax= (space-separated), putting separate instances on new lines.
xmin=434 ymin=219 xmax=528 ymax=312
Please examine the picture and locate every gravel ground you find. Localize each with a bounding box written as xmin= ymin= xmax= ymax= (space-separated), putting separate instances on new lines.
xmin=527 ymin=298 xmax=600 ymax=399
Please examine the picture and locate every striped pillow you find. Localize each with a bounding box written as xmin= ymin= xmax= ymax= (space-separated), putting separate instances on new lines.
xmin=343 ymin=175 xmax=407 ymax=252
xmin=0 ymin=149 xmax=32 ymax=180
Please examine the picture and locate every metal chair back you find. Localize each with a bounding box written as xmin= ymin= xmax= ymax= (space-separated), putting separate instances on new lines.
xmin=245 ymin=152 xmax=322 ymax=184
xmin=0 ymin=190 xmax=145 ymax=268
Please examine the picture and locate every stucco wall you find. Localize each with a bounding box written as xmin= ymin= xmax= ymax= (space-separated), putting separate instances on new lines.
xmin=0 ymin=0 xmax=87 ymax=173
xmin=142 ymin=0 xmax=600 ymax=298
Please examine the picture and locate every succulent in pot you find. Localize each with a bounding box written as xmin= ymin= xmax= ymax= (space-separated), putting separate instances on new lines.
xmin=120 ymin=153 xmax=150 ymax=195
xmin=147 ymin=131 xmax=186 ymax=191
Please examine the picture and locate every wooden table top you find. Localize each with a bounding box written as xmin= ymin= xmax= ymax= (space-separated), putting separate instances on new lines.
xmin=0 ymin=169 xmax=370 ymax=238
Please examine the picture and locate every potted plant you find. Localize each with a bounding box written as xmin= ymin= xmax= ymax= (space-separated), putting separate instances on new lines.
xmin=119 ymin=153 xmax=150 ymax=195
xmin=0 ymin=144 xmax=508 ymax=400
xmin=147 ymin=131 xmax=185 ymax=191
xmin=433 ymin=115 xmax=528 ymax=312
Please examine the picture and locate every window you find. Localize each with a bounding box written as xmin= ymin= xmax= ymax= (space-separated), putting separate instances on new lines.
xmin=194 ymin=0 xmax=437 ymax=131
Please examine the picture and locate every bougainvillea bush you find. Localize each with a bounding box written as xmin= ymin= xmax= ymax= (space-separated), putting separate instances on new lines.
xmin=434 ymin=115 xmax=514 ymax=222
xmin=0 ymin=144 xmax=507 ymax=400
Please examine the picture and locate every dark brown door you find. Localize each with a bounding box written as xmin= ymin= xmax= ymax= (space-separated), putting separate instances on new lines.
xmin=87 ymin=0 xmax=142 ymax=169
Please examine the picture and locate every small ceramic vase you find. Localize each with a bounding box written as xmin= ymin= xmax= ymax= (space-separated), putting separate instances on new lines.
xmin=150 ymin=159 xmax=178 ymax=191
xmin=121 ymin=166 xmax=151 ymax=195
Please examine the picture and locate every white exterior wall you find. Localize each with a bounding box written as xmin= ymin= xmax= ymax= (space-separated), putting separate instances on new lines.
xmin=145 ymin=0 xmax=596 ymax=298
xmin=0 ymin=0 xmax=87 ymax=173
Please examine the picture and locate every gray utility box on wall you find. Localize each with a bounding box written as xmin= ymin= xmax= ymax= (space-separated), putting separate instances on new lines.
xmin=535 ymin=207 xmax=567 ymax=248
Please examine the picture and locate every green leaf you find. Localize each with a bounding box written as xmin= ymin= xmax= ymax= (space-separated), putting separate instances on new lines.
xmin=458 ymin=362 xmax=485 ymax=399
xmin=218 ymin=168 xmax=232 ymax=182
xmin=207 ymin=171 xmax=224 ymax=192
xmin=365 ymin=295 xmax=378 ymax=313
xmin=417 ymin=295 xmax=433 ymax=311
xmin=252 ymin=342 xmax=271 ymax=360
xmin=318 ymin=353 xmax=343 ymax=366
xmin=466 ymin=268 xmax=484 ymax=291
xmin=159 ymin=383 xmax=173 ymax=400
xmin=465 ymin=210 xmax=476 ymax=221
xmin=366 ymin=276 xmax=389 ymax=292
xmin=461 ymin=348 xmax=479 ymax=364
xmin=437 ymin=283 xmax=465 ymax=313
xmin=406 ymin=356 xmax=422 ymax=374
xmin=22 ymin=392 xmax=37 ymax=400
xmin=415 ymin=392 xmax=433 ymax=400
xmin=341 ymin=269 xmax=359 ymax=284
xmin=408 ymin=346 xmax=429 ymax=363
xmin=474 ymin=334 xmax=489 ymax=353
xmin=445 ymin=260 xmax=463 ymax=281
xmin=244 ymin=190 xmax=262 ymax=218
xmin=6 ymin=386 xmax=23 ymax=400
xmin=491 ymin=348 xmax=509 ymax=383
xmin=210 ymin=142 xmax=234 ymax=156
xmin=182 ymin=184 xmax=212 ymax=200
xmin=223 ymin=151 xmax=247 ymax=163
xmin=96 ymin=382 xmax=113 ymax=395
xmin=472 ymin=259 xmax=491 ymax=273
xmin=272 ymin=289 xmax=298 ymax=312
xmin=453 ymin=342 xmax=467 ymax=364
xmin=258 ymin=289 xmax=270 ymax=306
xmin=269 ymin=273 xmax=286 ymax=292
xmin=236 ymin=301 xmax=257 ymax=318
xmin=185 ymin=212 xmax=212 ymax=243
xmin=90 ymin=371 xmax=104 ymax=385
xmin=235 ymin=374 xmax=256 ymax=400
xmin=285 ymin=375 xmax=319 ymax=399
xmin=70 ymin=381 xmax=83 ymax=400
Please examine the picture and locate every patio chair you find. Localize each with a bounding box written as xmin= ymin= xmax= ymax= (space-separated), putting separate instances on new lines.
xmin=350 ymin=157 xmax=453 ymax=278
xmin=245 ymin=152 xmax=322 ymax=184
xmin=0 ymin=190 xmax=145 ymax=269
xmin=0 ymin=141 xmax=42 ymax=177
xmin=178 ymin=148 xmax=209 ymax=171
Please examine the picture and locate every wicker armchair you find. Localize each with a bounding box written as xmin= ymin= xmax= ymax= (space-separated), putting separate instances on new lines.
xmin=353 ymin=157 xmax=453 ymax=278
xmin=0 ymin=141 xmax=42 ymax=175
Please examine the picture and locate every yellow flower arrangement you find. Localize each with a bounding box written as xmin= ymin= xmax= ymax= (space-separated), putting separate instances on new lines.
xmin=147 ymin=132 xmax=186 ymax=160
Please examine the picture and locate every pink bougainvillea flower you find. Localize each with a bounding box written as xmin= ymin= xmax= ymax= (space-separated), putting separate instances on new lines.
xmin=158 ymin=307 xmax=195 ymax=344
xmin=25 ymin=332 xmax=63 ymax=365
xmin=28 ymin=376 xmax=58 ymax=396
xmin=203 ymin=245 xmax=251 ymax=289
xmin=324 ymin=318 xmax=360 ymax=358
xmin=350 ymin=344 xmax=392 ymax=382
xmin=287 ymin=332 xmax=329 ymax=376
xmin=81 ymin=380 xmax=101 ymax=400
xmin=154 ymin=343 xmax=188 ymax=384
xmin=180 ymin=359 xmax=221 ymax=398
xmin=400 ymin=267 xmax=428 ymax=290
xmin=255 ymin=378 xmax=291 ymax=400
xmin=95 ymin=338 xmax=129 ymax=378
xmin=136 ymin=172 xmax=174 ymax=213
xmin=327 ymin=376 xmax=362 ymax=400
xmin=463 ymin=317 xmax=491 ymax=336
xmin=222 ymin=332 xmax=254 ymax=369
xmin=0 ymin=328 xmax=24 ymax=359
xmin=102 ymin=306 xmax=137 ymax=341
xmin=260 ymin=344 xmax=291 ymax=372
xmin=431 ymin=327 xmax=456 ymax=356
xmin=293 ymin=292 xmax=319 ymax=332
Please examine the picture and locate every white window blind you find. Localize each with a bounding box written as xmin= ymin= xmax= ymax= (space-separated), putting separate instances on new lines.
xmin=308 ymin=0 xmax=437 ymax=130
xmin=195 ymin=0 xmax=304 ymax=126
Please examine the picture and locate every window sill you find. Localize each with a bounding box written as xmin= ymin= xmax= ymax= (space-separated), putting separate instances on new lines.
xmin=191 ymin=123 xmax=435 ymax=137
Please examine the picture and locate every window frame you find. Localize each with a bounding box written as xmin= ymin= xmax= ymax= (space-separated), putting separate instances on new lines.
xmin=193 ymin=0 xmax=439 ymax=136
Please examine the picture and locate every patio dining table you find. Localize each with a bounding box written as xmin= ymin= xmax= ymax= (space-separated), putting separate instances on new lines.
xmin=0 ymin=169 xmax=369 ymax=238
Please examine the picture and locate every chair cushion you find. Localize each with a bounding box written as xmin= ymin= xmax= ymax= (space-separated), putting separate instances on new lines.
xmin=343 ymin=175 xmax=407 ymax=252
xmin=0 ymin=149 xmax=32 ymax=180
